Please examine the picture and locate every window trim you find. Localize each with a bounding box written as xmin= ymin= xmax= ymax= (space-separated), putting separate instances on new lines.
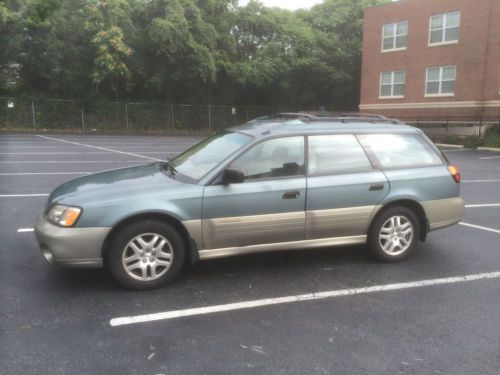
xmin=306 ymin=134 xmax=375 ymax=177
xmin=379 ymin=70 xmax=406 ymax=99
xmin=428 ymin=11 xmax=460 ymax=46
xmin=425 ymin=65 xmax=457 ymax=97
xmin=381 ymin=20 xmax=408 ymax=53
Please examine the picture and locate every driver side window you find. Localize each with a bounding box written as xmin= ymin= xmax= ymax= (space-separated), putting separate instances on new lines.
xmin=231 ymin=136 xmax=305 ymax=181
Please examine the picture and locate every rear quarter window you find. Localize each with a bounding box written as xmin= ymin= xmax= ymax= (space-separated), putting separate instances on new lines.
xmin=357 ymin=133 xmax=443 ymax=168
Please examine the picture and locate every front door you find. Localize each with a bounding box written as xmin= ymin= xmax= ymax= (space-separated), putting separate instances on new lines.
xmin=306 ymin=134 xmax=389 ymax=239
xmin=202 ymin=136 xmax=306 ymax=249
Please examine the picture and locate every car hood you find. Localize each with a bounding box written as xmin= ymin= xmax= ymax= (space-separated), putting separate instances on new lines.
xmin=47 ymin=162 xmax=187 ymax=208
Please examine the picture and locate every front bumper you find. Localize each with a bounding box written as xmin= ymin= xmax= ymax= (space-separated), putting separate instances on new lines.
xmin=34 ymin=214 xmax=110 ymax=268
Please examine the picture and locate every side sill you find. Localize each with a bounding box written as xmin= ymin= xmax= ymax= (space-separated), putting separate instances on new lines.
xmin=198 ymin=235 xmax=367 ymax=260
xmin=52 ymin=258 xmax=103 ymax=268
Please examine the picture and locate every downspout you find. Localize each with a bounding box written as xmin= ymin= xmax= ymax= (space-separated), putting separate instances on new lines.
xmin=479 ymin=0 xmax=494 ymax=117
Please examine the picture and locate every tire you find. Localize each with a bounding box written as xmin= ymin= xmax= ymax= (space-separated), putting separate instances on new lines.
xmin=368 ymin=206 xmax=420 ymax=262
xmin=107 ymin=220 xmax=185 ymax=290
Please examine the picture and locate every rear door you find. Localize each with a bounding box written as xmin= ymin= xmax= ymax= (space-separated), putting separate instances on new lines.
xmin=305 ymin=134 xmax=389 ymax=239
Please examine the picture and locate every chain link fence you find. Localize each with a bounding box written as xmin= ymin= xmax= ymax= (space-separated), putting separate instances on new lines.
xmin=0 ymin=98 xmax=296 ymax=132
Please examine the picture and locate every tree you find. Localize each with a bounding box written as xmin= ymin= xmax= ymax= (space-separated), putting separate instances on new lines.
xmin=0 ymin=0 xmax=388 ymax=110
xmin=299 ymin=0 xmax=387 ymax=109
xmin=0 ymin=1 xmax=17 ymax=91
xmin=85 ymin=0 xmax=134 ymax=97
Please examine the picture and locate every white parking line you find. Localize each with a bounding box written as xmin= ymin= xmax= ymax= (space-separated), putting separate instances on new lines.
xmin=37 ymin=135 xmax=163 ymax=161
xmin=17 ymin=228 xmax=34 ymax=233
xmin=110 ymin=271 xmax=500 ymax=326
xmin=0 ymin=146 xmax=186 ymax=149
xmin=462 ymin=180 xmax=500 ymax=183
xmin=0 ymin=141 xmax=195 ymax=146
xmin=0 ymin=160 xmax=150 ymax=163
xmin=480 ymin=156 xmax=500 ymax=160
xmin=465 ymin=203 xmax=500 ymax=208
xmin=0 ymin=172 xmax=91 ymax=176
xmin=0 ymin=137 xmax=40 ymax=140
xmin=459 ymin=222 xmax=500 ymax=234
xmin=0 ymin=152 xmax=115 ymax=155
xmin=0 ymin=152 xmax=175 ymax=155
xmin=0 ymin=194 xmax=49 ymax=197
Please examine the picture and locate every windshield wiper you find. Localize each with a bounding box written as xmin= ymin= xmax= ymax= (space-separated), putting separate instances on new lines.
xmin=161 ymin=158 xmax=178 ymax=176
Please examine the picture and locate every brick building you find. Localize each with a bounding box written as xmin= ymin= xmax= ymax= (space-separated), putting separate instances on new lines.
xmin=359 ymin=0 xmax=500 ymax=118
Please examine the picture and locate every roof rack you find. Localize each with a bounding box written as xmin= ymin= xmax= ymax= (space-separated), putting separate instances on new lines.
xmin=271 ymin=112 xmax=403 ymax=124
xmin=266 ymin=112 xmax=317 ymax=121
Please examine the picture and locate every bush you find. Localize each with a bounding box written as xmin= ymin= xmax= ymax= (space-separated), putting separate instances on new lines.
xmin=484 ymin=135 xmax=500 ymax=148
xmin=464 ymin=136 xmax=484 ymax=149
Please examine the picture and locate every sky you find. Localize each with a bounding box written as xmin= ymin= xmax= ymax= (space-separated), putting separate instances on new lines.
xmin=238 ymin=0 xmax=324 ymax=11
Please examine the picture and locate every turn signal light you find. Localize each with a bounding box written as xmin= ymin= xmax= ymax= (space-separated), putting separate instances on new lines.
xmin=448 ymin=165 xmax=461 ymax=183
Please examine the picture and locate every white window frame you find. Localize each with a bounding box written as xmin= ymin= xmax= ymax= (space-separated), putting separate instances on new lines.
xmin=381 ymin=21 xmax=408 ymax=52
xmin=425 ymin=66 xmax=456 ymax=97
xmin=379 ymin=71 xmax=406 ymax=99
xmin=428 ymin=11 xmax=460 ymax=46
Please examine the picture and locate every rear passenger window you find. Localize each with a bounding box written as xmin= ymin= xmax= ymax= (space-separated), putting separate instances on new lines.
xmin=357 ymin=134 xmax=442 ymax=168
xmin=308 ymin=135 xmax=372 ymax=175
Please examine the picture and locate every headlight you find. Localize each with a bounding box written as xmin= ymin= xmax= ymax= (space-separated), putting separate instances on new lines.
xmin=46 ymin=204 xmax=82 ymax=227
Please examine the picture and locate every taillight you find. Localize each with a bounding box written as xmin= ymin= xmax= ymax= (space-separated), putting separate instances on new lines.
xmin=448 ymin=165 xmax=461 ymax=183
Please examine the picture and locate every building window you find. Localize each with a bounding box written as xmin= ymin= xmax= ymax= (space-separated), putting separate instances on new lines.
xmin=380 ymin=71 xmax=405 ymax=98
xmin=382 ymin=21 xmax=408 ymax=51
xmin=429 ymin=11 xmax=460 ymax=45
xmin=426 ymin=66 xmax=456 ymax=96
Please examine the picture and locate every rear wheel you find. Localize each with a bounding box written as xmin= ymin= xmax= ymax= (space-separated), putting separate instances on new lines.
xmin=107 ymin=220 xmax=185 ymax=290
xmin=368 ymin=207 xmax=420 ymax=262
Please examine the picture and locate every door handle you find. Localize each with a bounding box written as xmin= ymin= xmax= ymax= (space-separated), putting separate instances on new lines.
xmin=369 ymin=184 xmax=384 ymax=191
xmin=282 ymin=191 xmax=300 ymax=199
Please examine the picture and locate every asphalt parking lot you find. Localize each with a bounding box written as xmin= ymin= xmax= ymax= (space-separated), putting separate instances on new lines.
xmin=1 ymin=133 xmax=499 ymax=375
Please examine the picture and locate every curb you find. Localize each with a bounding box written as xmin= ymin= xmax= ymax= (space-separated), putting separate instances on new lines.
xmin=477 ymin=147 xmax=500 ymax=152
xmin=435 ymin=143 xmax=464 ymax=149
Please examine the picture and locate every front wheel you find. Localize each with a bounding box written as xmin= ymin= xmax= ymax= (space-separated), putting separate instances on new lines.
xmin=368 ymin=207 xmax=420 ymax=262
xmin=107 ymin=220 xmax=185 ymax=290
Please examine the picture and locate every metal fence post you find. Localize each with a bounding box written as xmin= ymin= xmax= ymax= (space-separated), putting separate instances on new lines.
xmin=208 ymin=104 xmax=212 ymax=130
xmin=445 ymin=116 xmax=449 ymax=137
xmin=31 ymin=101 xmax=36 ymax=129
xmin=125 ymin=103 xmax=129 ymax=130
xmin=81 ymin=109 xmax=85 ymax=133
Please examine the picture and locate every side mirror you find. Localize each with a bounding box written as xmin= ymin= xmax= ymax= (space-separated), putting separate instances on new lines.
xmin=222 ymin=167 xmax=244 ymax=184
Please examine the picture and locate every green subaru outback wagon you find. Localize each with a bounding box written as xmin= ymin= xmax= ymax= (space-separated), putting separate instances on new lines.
xmin=35 ymin=113 xmax=464 ymax=289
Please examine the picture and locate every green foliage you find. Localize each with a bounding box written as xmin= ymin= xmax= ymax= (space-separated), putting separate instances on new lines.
xmin=0 ymin=0 xmax=387 ymax=108
xmin=484 ymin=135 xmax=500 ymax=148
xmin=464 ymin=136 xmax=484 ymax=149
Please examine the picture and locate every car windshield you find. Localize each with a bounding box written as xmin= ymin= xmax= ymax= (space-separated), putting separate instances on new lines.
xmin=168 ymin=131 xmax=252 ymax=182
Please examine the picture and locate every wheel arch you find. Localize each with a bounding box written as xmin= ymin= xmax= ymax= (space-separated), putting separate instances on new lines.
xmin=101 ymin=211 xmax=199 ymax=267
xmin=370 ymin=199 xmax=429 ymax=241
